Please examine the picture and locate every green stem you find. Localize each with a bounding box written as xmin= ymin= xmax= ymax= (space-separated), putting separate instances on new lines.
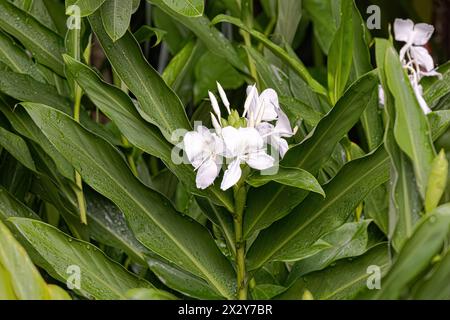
xmin=73 ymin=84 xmax=87 ymax=225
xmin=233 ymin=182 xmax=248 ymax=300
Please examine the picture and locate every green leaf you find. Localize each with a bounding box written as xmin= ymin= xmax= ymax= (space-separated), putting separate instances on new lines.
xmin=246 ymin=167 xmax=325 ymax=197
xmin=160 ymin=0 xmax=204 ymax=17
xmin=0 ymin=1 xmax=65 ymax=76
xmin=150 ymin=0 xmax=246 ymax=72
xmin=133 ymin=25 xmax=166 ymax=46
xmin=384 ymin=43 xmax=436 ymax=198
xmin=65 ymin=0 xmax=106 ymax=17
xmin=327 ymin=0 xmax=353 ymax=105
xmin=425 ymin=150 xmax=448 ymax=213
xmin=0 ymin=219 xmax=49 ymax=300
xmin=23 ymin=103 xmax=237 ymax=299
xmin=0 ymin=30 xmax=46 ymax=82
xmin=89 ymin=12 xmax=190 ymax=141
xmin=286 ymin=220 xmax=375 ymax=284
xmin=413 ymin=248 xmax=450 ymax=299
xmin=212 ymin=14 xmax=327 ymax=96
xmin=147 ymin=257 xmax=225 ymax=299
xmin=125 ymin=288 xmax=178 ymax=300
xmin=100 ymin=0 xmax=133 ymax=42
xmin=278 ymin=244 xmax=390 ymax=300
xmin=62 ymin=54 xmax=233 ymax=211
xmin=369 ymin=204 xmax=450 ymax=299
xmin=278 ymin=96 xmax=323 ymax=127
xmin=243 ymin=71 xmax=379 ymax=238
xmin=193 ymin=51 xmax=244 ymax=104
xmin=0 ymin=127 xmax=36 ymax=172
xmin=376 ymin=38 xmax=422 ymax=251
xmin=423 ymin=62 xmax=450 ymax=107
xmin=47 ymin=284 xmax=71 ymax=300
xmin=252 ymin=284 xmax=286 ymax=300
xmin=303 ymin=0 xmax=339 ymax=54
xmin=9 ymin=218 xmax=153 ymax=299
xmin=247 ymin=147 xmax=390 ymax=269
xmin=274 ymin=0 xmax=302 ymax=45
xmin=0 ymin=263 xmax=16 ymax=300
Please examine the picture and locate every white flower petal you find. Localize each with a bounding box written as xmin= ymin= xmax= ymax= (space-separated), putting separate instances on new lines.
xmin=196 ymin=159 xmax=220 ymax=189
xmin=246 ymin=151 xmax=275 ymax=170
xmin=410 ymin=46 xmax=435 ymax=72
xmin=394 ymin=18 xmax=414 ymax=43
xmin=276 ymin=138 xmax=289 ymax=158
xmin=239 ymin=127 xmax=264 ymax=152
xmin=259 ymin=89 xmax=279 ymax=121
xmin=221 ymin=159 xmax=242 ymax=190
xmin=275 ymin=109 xmax=294 ymax=137
xmin=211 ymin=112 xmax=222 ymax=135
xmin=208 ymin=91 xmax=221 ymax=121
xmin=413 ymin=84 xmax=432 ymax=114
xmin=412 ymin=23 xmax=434 ymax=46
xmin=183 ymin=131 xmax=206 ymax=168
xmin=244 ymin=85 xmax=258 ymax=118
xmin=216 ymin=82 xmax=231 ymax=114
xmin=378 ymin=85 xmax=385 ymax=106
xmin=221 ymin=126 xmax=241 ymax=157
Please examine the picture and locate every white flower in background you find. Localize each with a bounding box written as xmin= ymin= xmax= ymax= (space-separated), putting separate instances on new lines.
xmin=183 ymin=125 xmax=224 ymax=190
xmin=183 ymin=83 xmax=295 ymax=191
xmin=387 ymin=18 xmax=442 ymax=114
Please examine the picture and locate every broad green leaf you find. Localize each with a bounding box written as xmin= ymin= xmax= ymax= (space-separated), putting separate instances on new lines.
xmin=413 ymin=248 xmax=450 ymax=299
xmin=243 ymin=71 xmax=378 ymax=238
xmin=0 ymin=220 xmax=49 ymax=300
xmin=212 ymin=14 xmax=327 ymax=96
xmin=252 ymin=284 xmax=286 ymax=300
xmin=134 ymin=25 xmax=166 ymax=46
xmin=349 ymin=0 xmax=383 ymax=151
xmin=150 ymin=0 xmax=246 ymax=72
xmin=194 ymin=51 xmax=244 ymax=104
xmin=162 ymin=40 xmax=196 ymax=88
xmin=428 ymin=110 xmax=450 ymax=139
xmin=65 ymin=0 xmax=106 ymax=17
xmin=0 ymin=127 xmax=36 ymax=172
xmin=11 ymin=0 xmax=59 ymax=33
xmin=0 ymin=263 xmax=16 ymax=299
xmin=279 ymin=96 xmax=323 ymax=127
xmin=10 ymin=218 xmax=153 ymax=299
xmin=369 ymin=204 xmax=450 ymax=299
xmin=23 ymin=103 xmax=237 ymax=299
xmin=147 ymin=257 xmax=224 ymax=299
xmin=274 ymin=0 xmax=302 ymax=45
xmin=423 ymin=62 xmax=450 ymax=107
xmin=425 ymin=150 xmax=448 ymax=213
xmin=0 ymin=1 xmax=65 ymax=75
xmin=303 ymin=0 xmax=339 ymax=54
xmin=278 ymin=244 xmax=389 ymax=300
xmin=376 ymin=38 xmax=422 ymax=251
xmin=327 ymin=0 xmax=353 ymax=105
xmin=0 ymin=30 xmax=46 ymax=82
xmin=160 ymin=0 xmax=204 ymax=17
xmin=247 ymin=147 xmax=390 ymax=270
xmin=125 ymin=288 xmax=178 ymax=300
xmin=286 ymin=220 xmax=375 ymax=285
xmin=47 ymin=285 xmax=71 ymax=300
xmin=63 ymin=55 xmax=233 ymax=211
xmin=100 ymin=0 xmax=133 ymax=42
xmin=246 ymin=167 xmax=325 ymax=197
xmin=89 ymin=12 xmax=190 ymax=141
xmin=385 ymin=43 xmax=436 ymax=198
xmin=0 ymin=98 xmax=74 ymax=181
xmin=85 ymin=190 xmax=151 ymax=265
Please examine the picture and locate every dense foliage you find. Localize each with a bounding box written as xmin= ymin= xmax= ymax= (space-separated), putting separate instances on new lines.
xmin=0 ymin=0 xmax=449 ymax=300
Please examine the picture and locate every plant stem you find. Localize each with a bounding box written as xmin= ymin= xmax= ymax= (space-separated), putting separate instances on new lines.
xmin=233 ymin=182 xmax=247 ymax=300
xmin=73 ymin=84 xmax=87 ymax=225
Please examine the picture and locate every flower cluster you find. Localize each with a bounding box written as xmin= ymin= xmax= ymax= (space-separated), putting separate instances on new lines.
xmin=380 ymin=19 xmax=442 ymax=113
xmin=183 ymin=83 xmax=296 ymax=191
